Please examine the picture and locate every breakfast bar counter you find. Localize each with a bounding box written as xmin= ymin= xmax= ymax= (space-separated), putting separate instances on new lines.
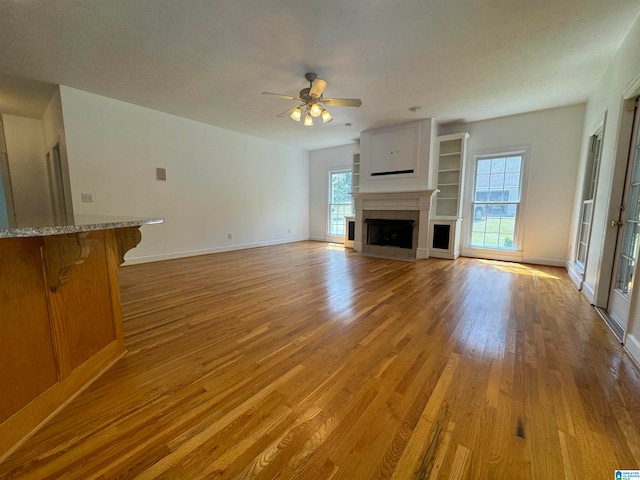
xmin=0 ymin=215 xmax=162 ymax=461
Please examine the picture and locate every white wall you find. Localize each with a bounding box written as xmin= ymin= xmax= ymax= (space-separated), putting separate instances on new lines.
xmin=1 ymin=114 xmax=51 ymax=220
xmin=571 ymin=15 xmax=640 ymax=365
xmin=309 ymin=143 xmax=358 ymax=241
xmin=440 ymin=104 xmax=585 ymax=266
xmin=59 ymin=86 xmax=309 ymax=263
xmin=0 ymin=153 xmax=7 ymax=217
xmin=0 ymin=123 xmax=8 ymax=218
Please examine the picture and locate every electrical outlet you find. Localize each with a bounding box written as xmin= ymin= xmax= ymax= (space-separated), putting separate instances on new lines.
xmin=228 ymin=233 xmax=232 ymax=240
xmin=288 ymin=228 xmax=291 ymax=234
xmin=81 ymin=193 xmax=94 ymax=203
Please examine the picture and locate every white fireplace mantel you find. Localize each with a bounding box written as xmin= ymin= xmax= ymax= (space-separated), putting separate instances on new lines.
xmin=351 ymin=190 xmax=437 ymax=259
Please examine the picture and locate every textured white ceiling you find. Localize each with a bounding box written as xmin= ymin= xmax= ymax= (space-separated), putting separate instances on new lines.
xmin=0 ymin=0 xmax=639 ymax=151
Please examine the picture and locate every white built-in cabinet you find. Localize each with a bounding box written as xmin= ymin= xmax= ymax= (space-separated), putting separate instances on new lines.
xmin=430 ymin=132 xmax=469 ymax=259
xmin=343 ymin=152 xmax=359 ymax=248
xmin=351 ymin=152 xmax=360 ymax=193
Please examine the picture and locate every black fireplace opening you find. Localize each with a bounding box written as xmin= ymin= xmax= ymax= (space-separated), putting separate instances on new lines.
xmin=365 ymin=219 xmax=415 ymax=249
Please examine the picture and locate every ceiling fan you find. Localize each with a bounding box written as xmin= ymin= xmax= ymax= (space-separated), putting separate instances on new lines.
xmin=262 ymin=73 xmax=362 ymax=126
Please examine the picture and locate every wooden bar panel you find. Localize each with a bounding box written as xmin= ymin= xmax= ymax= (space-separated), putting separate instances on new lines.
xmin=47 ymin=231 xmax=117 ymax=373
xmin=0 ymin=227 xmax=137 ymax=462
xmin=0 ymin=238 xmax=58 ymax=423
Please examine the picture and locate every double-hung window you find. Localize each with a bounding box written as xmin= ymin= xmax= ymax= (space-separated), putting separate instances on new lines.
xmin=470 ymin=154 xmax=523 ymax=250
xmin=328 ymin=170 xmax=353 ymax=237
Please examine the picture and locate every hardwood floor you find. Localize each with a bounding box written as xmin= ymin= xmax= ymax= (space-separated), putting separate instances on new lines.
xmin=2 ymin=241 xmax=640 ymax=479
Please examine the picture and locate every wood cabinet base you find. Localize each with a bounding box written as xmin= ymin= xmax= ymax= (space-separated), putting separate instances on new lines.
xmin=0 ymin=228 xmax=138 ymax=462
xmin=0 ymin=341 xmax=124 ymax=461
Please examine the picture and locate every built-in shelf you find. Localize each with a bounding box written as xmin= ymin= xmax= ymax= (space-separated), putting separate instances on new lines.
xmin=351 ymin=152 xmax=360 ymax=193
xmin=434 ymin=134 xmax=469 ymax=218
xmin=432 ymin=133 xmax=469 ymax=259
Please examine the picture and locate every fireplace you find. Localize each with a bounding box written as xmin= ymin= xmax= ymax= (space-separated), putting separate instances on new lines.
xmin=365 ymin=218 xmax=415 ymax=249
xmin=351 ymin=190 xmax=436 ymax=260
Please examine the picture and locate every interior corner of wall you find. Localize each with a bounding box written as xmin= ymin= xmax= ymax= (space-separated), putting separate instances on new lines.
xmin=624 ymin=333 xmax=640 ymax=368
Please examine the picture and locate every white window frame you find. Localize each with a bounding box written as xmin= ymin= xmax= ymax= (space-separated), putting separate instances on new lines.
xmin=327 ymin=168 xmax=353 ymax=241
xmin=462 ymin=146 xmax=531 ymax=262
xmin=574 ymin=129 xmax=603 ymax=272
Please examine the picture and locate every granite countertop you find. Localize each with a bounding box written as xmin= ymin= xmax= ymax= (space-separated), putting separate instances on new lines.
xmin=0 ymin=215 xmax=164 ymax=238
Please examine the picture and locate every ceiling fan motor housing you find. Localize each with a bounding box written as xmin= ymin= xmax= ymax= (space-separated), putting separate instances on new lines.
xmin=299 ymin=87 xmax=313 ymax=102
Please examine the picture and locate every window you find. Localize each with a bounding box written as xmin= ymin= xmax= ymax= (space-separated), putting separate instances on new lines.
xmin=328 ymin=170 xmax=353 ymax=237
xmin=470 ymin=154 xmax=523 ymax=250
xmin=575 ymin=132 xmax=602 ymax=269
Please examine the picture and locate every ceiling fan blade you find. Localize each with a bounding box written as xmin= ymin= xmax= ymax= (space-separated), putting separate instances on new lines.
xmin=309 ymin=78 xmax=328 ymax=98
xmin=262 ymin=92 xmax=302 ymax=101
xmin=276 ymin=106 xmax=298 ymax=118
xmin=322 ymin=98 xmax=362 ymax=107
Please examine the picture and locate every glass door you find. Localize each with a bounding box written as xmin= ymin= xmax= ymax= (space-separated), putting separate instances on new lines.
xmin=608 ymin=99 xmax=640 ymax=333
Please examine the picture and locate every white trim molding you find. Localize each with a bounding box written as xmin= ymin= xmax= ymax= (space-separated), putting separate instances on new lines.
xmin=581 ymin=281 xmax=596 ymax=304
xmin=566 ymin=261 xmax=584 ymax=290
xmin=625 ymin=333 xmax=640 ymax=367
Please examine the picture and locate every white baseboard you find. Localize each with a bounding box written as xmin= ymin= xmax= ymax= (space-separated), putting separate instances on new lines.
xmin=308 ymin=235 xmax=346 ymax=244
xmin=566 ymin=262 xmax=584 ymax=290
xmin=460 ymin=248 xmax=522 ymax=263
xmin=581 ymin=281 xmax=596 ymax=304
xmin=123 ymin=236 xmax=309 ymax=265
xmin=521 ymin=256 xmax=567 ymax=267
xmin=624 ymin=333 xmax=640 ymax=367
xmin=460 ymin=248 xmax=567 ymax=267
xmin=429 ymin=250 xmax=455 ymax=259
xmin=325 ymin=236 xmax=345 ymax=244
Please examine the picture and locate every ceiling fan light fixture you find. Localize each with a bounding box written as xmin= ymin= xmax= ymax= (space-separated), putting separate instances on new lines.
xmin=264 ymin=73 xmax=362 ymax=126
xmin=309 ymin=103 xmax=322 ymax=117
xmin=290 ymin=107 xmax=302 ymax=121
xmin=304 ymin=113 xmax=314 ymax=126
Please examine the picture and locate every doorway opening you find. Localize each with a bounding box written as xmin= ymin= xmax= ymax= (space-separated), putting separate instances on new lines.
xmin=46 ymin=139 xmax=69 ymax=224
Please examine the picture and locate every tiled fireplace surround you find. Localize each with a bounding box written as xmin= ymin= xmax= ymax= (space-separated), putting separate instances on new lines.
xmin=351 ymin=190 xmax=437 ymax=260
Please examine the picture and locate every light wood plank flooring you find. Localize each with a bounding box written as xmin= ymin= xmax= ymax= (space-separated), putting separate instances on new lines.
xmin=2 ymin=241 xmax=640 ymax=479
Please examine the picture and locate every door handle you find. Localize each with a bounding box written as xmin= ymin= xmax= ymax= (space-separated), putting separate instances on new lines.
xmin=611 ymin=220 xmax=624 ymax=227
